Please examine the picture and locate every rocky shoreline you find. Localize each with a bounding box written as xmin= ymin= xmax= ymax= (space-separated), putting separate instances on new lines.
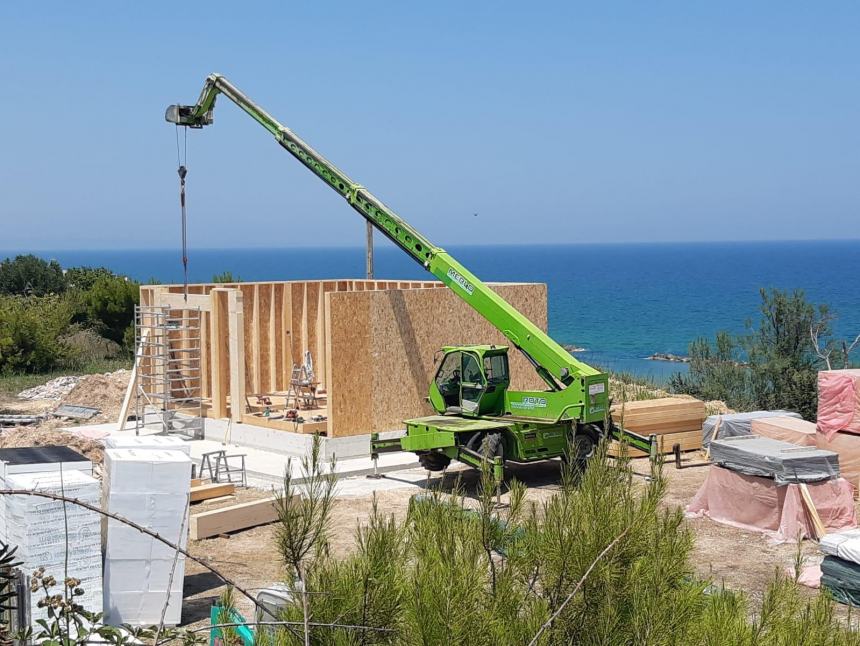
xmin=647 ymin=353 xmax=690 ymax=363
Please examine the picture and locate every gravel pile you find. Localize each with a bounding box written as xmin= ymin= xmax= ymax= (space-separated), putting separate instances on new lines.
xmin=17 ymin=376 xmax=82 ymax=401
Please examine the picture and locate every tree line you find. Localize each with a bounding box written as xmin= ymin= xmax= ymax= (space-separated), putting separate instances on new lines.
xmin=0 ymin=254 xmax=140 ymax=374
xmin=671 ymin=288 xmax=859 ymax=420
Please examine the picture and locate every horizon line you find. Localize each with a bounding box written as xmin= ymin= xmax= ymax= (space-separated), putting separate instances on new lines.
xmin=4 ymin=237 xmax=859 ymax=254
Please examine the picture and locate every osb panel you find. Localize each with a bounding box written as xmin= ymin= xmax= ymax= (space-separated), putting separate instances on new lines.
xmin=325 ymin=291 xmax=373 ymax=436
xmin=327 ymin=283 xmax=547 ymax=437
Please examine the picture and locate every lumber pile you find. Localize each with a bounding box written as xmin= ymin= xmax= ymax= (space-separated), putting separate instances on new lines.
xmin=190 ymin=482 xmax=235 ymax=502
xmin=609 ymin=397 xmax=706 ymax=457
xmin=190 ymin=496 xmax=280 ymax=540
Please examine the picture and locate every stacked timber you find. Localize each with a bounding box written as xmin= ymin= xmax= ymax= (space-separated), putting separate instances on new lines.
xmin=608 ymin=397 xmax=706 ymax=457
xmin=750 ymin=416 xmax=817 ymax=447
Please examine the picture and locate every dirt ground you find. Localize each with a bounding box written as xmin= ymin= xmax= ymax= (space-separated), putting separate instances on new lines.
xmin=181 ymin=454 xmax=832 ymax=628
xmin=0 ymin=375 xmax=833 ymax=628
xmin=0 ymin=371 xmax=130 ymax=463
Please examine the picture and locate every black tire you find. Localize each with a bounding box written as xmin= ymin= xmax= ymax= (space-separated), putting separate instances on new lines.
xmin=480 ymin=431 xmax=504 ymax=461
xmin=568 ymin=425 xmax=600 ymax=471
xmin=418 ymin=452 xmax=451 ymax=472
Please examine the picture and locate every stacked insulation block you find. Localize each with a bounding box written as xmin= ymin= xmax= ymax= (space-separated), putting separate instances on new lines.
xmin=102 ymin=449 xmax=191 ymax=626
xmin=1 ymin=469 xmax=102 ymax=628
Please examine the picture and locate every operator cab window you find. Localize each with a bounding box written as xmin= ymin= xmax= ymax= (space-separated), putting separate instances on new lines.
xmin=435 ymin=352 xmax=462 ymax=408
xmin=483 ymin=354 xmax=509 ymax=384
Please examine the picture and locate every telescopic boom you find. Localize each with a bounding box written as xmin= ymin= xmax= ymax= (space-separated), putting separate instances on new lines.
xmin=166 ymin=74 xmax=602 ymax=393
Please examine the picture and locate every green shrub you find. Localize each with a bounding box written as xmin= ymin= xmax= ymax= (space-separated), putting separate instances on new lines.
xmin=0 ymin=295 xmax=77 ymax=373
xmin=672 ymin=289 xmax=839 ymax=419
xmin=267 ymin=444 xmax=860 ymax=644
xmin=213 ymin=270 xmax=241 ymax=283
xmin=64 ymin=266 xmax=116 ymax=291
xmin=0 ymin=255 xmax=66 ymax=296
xmin=81 ymin=275 xmax=139 ymax=348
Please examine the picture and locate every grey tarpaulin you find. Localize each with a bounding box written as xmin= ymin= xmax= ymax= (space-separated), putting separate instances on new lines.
xmin=709 ymin=435 xmax=839 ymax=485
xmin=703 ymin=410 xmax=802 ymax=447
xmin=822 ymin=556 xmax=860 ymax=606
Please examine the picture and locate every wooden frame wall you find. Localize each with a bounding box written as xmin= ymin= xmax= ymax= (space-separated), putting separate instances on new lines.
xmin=140 ymin=280 xmax=441 ymax=423
xmin=140 ymin=279 xmax=546 ymax=436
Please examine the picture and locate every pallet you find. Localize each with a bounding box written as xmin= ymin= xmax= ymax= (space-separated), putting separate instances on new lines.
xmin=608 ymin=429 xmax=703 ymax=458
xmin=190 ymin=496 xmax=281 ymax=540
xmin=190 ymin=482 xmax=235 ymax=503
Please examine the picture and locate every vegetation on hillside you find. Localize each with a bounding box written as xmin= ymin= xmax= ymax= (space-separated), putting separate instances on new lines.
xmin=671 ymin=288 xmax=859 ymax=419
xmin=0 ymin=255 xmax=139 ymax=375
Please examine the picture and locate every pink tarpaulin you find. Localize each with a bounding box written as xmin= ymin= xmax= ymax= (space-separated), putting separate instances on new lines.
xmin=686 ymin=466 xmax=857 ymax=543
xmin=817 ymin=370 xmax=860 ymax=440
xmin=750 ymin=416 xmax=817 ymax=446
xmin=817 ymin=431 xmax=860 ymax=490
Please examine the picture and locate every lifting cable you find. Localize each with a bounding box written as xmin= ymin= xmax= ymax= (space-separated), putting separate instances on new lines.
xmin=175 ymin=124 xmax=189 ymax=303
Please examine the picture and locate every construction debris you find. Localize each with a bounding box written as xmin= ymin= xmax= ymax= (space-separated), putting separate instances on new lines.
xmin=17 ymin=376 xmax=81 ymax=400
xmin=52 ymin=404 xmax=100 ymax=420
xmin=0 ymin=414 xmax=45 ymax=427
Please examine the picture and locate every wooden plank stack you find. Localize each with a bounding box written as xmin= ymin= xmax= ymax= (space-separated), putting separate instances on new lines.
xmin=750 ymin=416 xmax=817 ymax=447
xmin=608 ymin=397 xmax=706 ymax=457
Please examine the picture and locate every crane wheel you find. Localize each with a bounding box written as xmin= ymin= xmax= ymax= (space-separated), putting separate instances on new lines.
xmin=418 ymin=452 xmax=451 ymax=472
xmin=480 ymin=432 xmax=504 ymax=461
xmin=567 ymin=425 xmax=599 ymax=471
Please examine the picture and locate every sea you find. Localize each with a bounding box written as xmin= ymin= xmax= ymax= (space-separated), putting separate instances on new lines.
xmin=7 ymin=240 xmax=859 ymax=383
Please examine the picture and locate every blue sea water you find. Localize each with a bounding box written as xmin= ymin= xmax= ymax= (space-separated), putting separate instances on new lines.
xmin=6 ymin=240 xmax=859 ymax=383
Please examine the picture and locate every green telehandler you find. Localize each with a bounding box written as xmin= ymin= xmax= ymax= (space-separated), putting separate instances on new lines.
xmin=166 ymin=75 xmax=656 ymax=482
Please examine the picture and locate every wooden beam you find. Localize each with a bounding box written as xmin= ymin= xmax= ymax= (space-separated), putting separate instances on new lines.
xmin=190 ymin=482 xmax=235 ymax=503
xmin=117 ymin=327 xmax=149 ymax=430
xmin=190 ymin=496 xmax=281 ymax=540
xmin=210 ymin=289 xmax=229 ymax=418
xmin=154 ymin=292 xmax=212 ymax=311
xmin=227 ymin=289 xmax=246 ymax=423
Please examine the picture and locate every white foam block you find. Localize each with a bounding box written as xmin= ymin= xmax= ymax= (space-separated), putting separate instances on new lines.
xmin=821 ymin=529 xmax=860 ymax=565
xmin=103 ymin=435 xmax=192 ymax=455
xmin=103 ymin=449 xmax=191 ymax=626
xmin=104 ymin=449 xmax=191 ymax=493
xmin=104 ymin=591 xmax=183 ymax=627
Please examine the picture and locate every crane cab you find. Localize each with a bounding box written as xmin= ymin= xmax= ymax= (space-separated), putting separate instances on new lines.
xmin=429 ymin=345 xmax=510 ymax=417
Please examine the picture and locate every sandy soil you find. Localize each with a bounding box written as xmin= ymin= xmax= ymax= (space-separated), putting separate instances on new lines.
xmin=0 ymin=371 xmax=130 ymax=463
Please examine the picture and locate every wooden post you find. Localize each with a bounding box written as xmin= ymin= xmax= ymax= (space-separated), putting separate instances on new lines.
xmin=366 ymin=220 xmax=374 ymax=279
xmin=210 ymin=289 xmax=229 ymax=419
xmin=228 ymin=289 xmax=246 ymax=424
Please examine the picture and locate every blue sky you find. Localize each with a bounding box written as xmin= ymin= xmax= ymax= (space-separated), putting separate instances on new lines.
xmin=1 ymin=2 xmax=857 ymax=249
